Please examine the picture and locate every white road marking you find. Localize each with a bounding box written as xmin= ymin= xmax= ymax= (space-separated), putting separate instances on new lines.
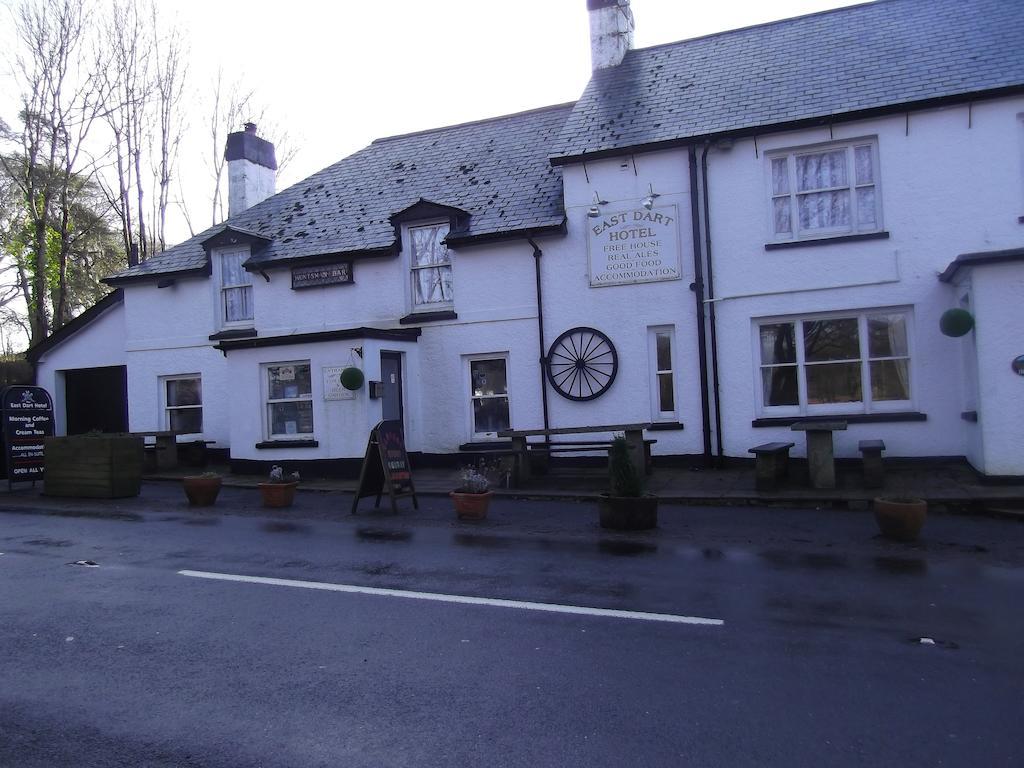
xmin=178 ymin=569 xmax=724 ymax=626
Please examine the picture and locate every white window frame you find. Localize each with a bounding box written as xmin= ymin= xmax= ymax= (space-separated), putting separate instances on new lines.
xmin=160 ymin=374 xmax=203 ymax=436
xmin=262 ymin=360 xmax=314 ymax=441
xmin=647 ymin=326 xmax=678 ymax=422
xmin=753 ymin=308 xmax=913 ymax=417
xmin=464 ymin=353 xmax=511 ymax=442
xmin=218 ymin=246 xmax=254 ymax=328
xmin=406 ymin=221 xmax=453 ymax=312
xmin=766 ymin=137 xmax=883 ymax=243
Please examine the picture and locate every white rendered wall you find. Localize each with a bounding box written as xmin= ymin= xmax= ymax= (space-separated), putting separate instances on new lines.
xmin=223 ymin=338 xmax=422 ymax=462
xmin=704 ymin=96 xmax=1024 ymax=461
xmin=34 ymin=301 xmax=126 ymax=436
xmin=551 ymin=149 xmax=703 ymax=456
xmin=121 ymin=277 xmax=231 ymax=447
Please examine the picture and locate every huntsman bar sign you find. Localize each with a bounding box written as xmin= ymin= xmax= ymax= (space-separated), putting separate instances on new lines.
xmin=588 ymin=205 xmax=682 ymax=288
xmin=291 ymin=262 xmax=353 ymax=290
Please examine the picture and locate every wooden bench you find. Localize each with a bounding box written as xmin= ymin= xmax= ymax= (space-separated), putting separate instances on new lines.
xmin=498 ymin=424 xmax=652 ymax=488
xmin=528 ymin=439 xmax=657 ymax=474
xmin=858 ymin=439 xmax=886 ymax=489
xmin=749 ymin=442 xmax=795 ymax=491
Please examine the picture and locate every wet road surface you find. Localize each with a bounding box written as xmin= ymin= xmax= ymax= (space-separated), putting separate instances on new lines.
xmin=1 ymin=493 xmax=1022 ymax=767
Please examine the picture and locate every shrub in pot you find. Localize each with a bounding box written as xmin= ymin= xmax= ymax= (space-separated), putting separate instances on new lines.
xmin=451 ymin=462 xmax=494 ymax=521
xmin=183 ymin=472 xmax=222 ymax=506
xmin=873 ymin=497 xmax=927 ymax=541
xmin=259 ymin=465 xmax=300 ymax=508
xmin=599 ymin=436 xmax=658 ymax=531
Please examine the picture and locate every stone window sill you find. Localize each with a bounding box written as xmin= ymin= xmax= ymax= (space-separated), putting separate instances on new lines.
xmin=209 ymin=328 xmax=257 ymax=341
xmin=255 ymin=439 xmax=319 ymax=449
xmin=752 ymin=411 xmax=926 ymax=428
xmin=648 ymin=421 xmax=684 ymax=431
xmin=399 ymin=310 xmax=457 ymax=325
xmin=764 ymin=231 xmax=890 ymax=251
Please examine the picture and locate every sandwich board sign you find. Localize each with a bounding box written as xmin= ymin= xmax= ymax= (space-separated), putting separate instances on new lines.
xmin=2 ymin=385 xmax=54 ymax=489
xmin=350 ymin=420 xmax=418 ymax=514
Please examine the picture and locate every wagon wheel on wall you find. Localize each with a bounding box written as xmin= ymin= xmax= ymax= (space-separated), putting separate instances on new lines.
xmin=545 ymin=326 xmax=618 ymax=401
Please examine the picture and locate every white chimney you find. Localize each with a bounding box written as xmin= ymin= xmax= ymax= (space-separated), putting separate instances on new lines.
xmin=588 ymin=0 xmax=634 ymax=70
xmin=224 ymin=122 xmax=277 ymax=218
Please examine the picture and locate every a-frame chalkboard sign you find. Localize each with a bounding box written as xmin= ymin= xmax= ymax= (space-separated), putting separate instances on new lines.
xmin=350 ymin=420 xmax=419 ymax=514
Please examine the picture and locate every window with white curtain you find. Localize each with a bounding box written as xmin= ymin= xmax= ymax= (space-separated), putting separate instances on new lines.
xmin=220 ymin=248 xmax=253 ymax=325
xmin=768 ymin=139 xmax=882 ymax=242
xmin=409 ymin=223 xmax=453 ymax=310
xmin=757 ymin=310 xmax=911 ymax=415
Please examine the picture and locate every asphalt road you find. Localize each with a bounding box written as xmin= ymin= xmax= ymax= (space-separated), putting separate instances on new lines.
xmin=1 ymin=491 xmax=1022 ymax=767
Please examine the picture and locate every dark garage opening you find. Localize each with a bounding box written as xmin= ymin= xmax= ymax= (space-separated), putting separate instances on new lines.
xmin=64 ymin=366 xmax=129 ymax=434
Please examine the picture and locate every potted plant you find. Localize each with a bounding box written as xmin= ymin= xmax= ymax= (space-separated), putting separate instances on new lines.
xmin=873 ymin=497 xmax=927 ymax=541
xmin=182 ymin=471 xmax=223 ymax=507
xmin=598 ymin=436 xmax=658 ymax=530
xmin=259 ymin=465 xmax=300 ymax=508
xmin=451 ymin=462 xmax=495 ymax=521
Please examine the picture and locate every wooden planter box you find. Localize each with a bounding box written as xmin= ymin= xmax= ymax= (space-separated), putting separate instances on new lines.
xmin=44 ymin=434 xmax=144 ymax=499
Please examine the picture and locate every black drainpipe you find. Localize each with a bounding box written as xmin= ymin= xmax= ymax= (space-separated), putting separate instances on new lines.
xmin=700 ymin=143 xmax=725 ymax=466
xmin=528 ymin=237 xmax=551 ymax=431
xmin=687 ymin=147 xmax=713 ymax=464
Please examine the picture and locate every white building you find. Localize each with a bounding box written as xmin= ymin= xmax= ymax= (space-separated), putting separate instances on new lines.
xmin=29 ymin=0 xmax=1024 ymax=478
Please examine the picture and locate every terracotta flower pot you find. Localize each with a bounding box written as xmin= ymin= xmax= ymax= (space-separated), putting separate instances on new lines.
xmin=183 ymin=475 xmax=222 ymax=507
xmin=259 ymin=481 xmax=298 ymax=508
xmin=873 ymin=497 xmax=927 ymax=541
xmin=598 ymin=493 xmax=658 ymax=531
xmin=451 ymin=490 xmax=492 ymax=520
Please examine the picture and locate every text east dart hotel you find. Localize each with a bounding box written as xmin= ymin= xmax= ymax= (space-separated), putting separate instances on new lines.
xmin=29 ymin=0 xmax=1024 ymax=478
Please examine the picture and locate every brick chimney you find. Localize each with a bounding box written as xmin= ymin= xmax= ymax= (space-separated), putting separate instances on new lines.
xmin=224 ymin=122 xmax=277 ymax=218
xmin=587 ymin=0 xmax=634 ymax=70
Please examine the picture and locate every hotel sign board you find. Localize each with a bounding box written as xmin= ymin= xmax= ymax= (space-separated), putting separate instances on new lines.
xmin=587 ymin=205 xmax=682 ymax=288
xmin=2 ymin=385 xmax=53 ymax=487
xmin=291 ymin=262 xmax=353 ymax=290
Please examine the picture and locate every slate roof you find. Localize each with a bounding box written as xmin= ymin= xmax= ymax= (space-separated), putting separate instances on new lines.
xmin=550 ymin=0 xmax=1024 ymax=164
xmin=107 ymin=103 xmax=574 ymax=282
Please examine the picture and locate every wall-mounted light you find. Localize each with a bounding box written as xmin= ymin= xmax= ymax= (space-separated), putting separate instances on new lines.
xmin=642 ymin=183 xmax=661 ymax=210
xmin=587 ymin=191 xmax=609 ymax=218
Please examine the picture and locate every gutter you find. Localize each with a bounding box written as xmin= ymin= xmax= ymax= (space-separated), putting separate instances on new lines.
xmin=700 ymin=142 xmax=725 ymax=466
xmin=528 ymin=237 xmax=551 ymax=432
xmin=687 ymin=148 xmax=713 ymax=463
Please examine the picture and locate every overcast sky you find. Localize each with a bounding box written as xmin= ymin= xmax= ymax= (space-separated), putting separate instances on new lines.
xmin=2 ymin=0 xmax=866 ymax=245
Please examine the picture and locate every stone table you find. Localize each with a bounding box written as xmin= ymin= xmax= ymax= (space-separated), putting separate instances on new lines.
xmin=791 ymin=420 xmax=848 ymax=489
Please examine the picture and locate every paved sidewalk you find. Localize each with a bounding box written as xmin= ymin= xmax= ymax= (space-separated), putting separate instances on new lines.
xmin=136 ymin=459 xmax=1024 ymax=514
xmin=2 ymin=474 xmax=1023 ymax=567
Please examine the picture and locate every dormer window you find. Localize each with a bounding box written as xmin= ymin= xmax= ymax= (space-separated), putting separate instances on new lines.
xmin=409 ymin=223 xmax=453 ymax=309
xmin=220 ymin=247 xmax=253 ymax=325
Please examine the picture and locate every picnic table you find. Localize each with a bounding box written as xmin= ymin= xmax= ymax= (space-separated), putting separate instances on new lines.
xmin=131 ymin=430 xmax=182 ymax=471
xmin=497 ymin=423 xmax=651 ymax=487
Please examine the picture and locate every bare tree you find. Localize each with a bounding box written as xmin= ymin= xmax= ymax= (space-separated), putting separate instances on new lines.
xmin=207 ymin=69 xmax=254 ymax=226
xmin=206 ymin=71 xmax=299 ymax=225
xmin=149 ymin=7 xmax=187 ymax=254
xmin=99 ymin=0 xmax=151 ymax=266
